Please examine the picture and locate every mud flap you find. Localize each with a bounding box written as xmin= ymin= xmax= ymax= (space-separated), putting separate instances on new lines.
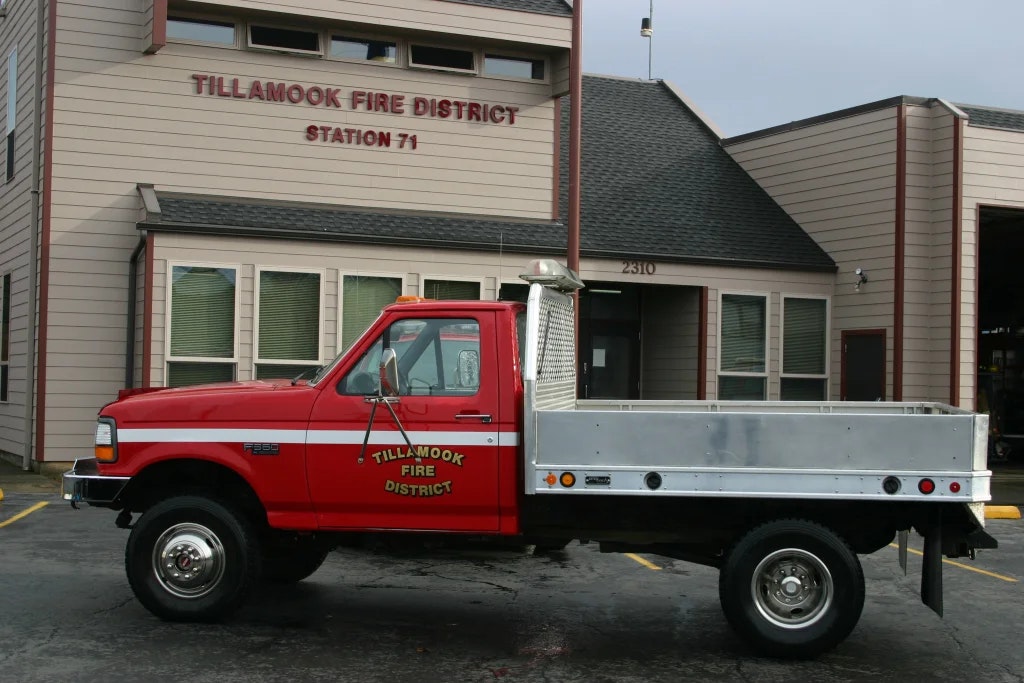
xmin=920 ymin=509 xmax=943 ymax=617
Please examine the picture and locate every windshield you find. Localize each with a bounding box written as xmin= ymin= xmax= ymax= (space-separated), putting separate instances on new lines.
xmin=307 ymin=312 xmax=384 ymax=386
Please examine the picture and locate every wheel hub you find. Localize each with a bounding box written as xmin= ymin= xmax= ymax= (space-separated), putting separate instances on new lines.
xmin=752 ymin=548 xmax=834 ymax=629
xmin=152 ymin=523 xmax=226 ymax=599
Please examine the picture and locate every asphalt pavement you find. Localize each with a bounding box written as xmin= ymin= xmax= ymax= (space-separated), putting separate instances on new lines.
xmin=0 ymin=488 xmax=1021 ymax=683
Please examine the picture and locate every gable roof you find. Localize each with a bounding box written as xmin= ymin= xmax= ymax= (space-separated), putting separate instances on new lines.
xmin=443 ymin=0 xmax=572 ymax=17
xmin=957 ymin=104 xmax=1024 ymax=132
xmin=561 ymin=75 xmax=835 ymax=271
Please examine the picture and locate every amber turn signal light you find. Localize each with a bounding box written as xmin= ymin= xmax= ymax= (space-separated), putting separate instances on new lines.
xmin=95 ymin=445 xmax=116 ymax=462
xmin=559 ymin=472 xmax=576 ymax=488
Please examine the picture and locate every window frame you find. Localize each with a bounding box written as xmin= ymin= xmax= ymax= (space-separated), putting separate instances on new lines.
xmin=716 ymin=291 xmax=769 ymax=400
xmin=407 ymin=42 xmax=478 ymax=75
xmin=246 ymin=22 xmax=324 ymax=57
xmin=165 ymin=14 xmax=240 ymax=49
xmin=252 ymin=265 xmax=326 ymax=377
xmin=164 ymin=260 xmax=241 ymax=385
xmin=326 ymin=31 xmax=402 ymax=68
xmin=338 ymin=270 xmax=408 ymax=352
xmin=419 ymin=275 xmax=485 ymax=300
xmin=482 ymin=51 xmax=549 ymax=83
xmin=779 ymin=294 xmax=830 ymax=400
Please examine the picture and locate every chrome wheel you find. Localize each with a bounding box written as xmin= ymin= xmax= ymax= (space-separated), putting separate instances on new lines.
xmin=751 ymin=547 xmax=833 ymax=629
xmin=152 ymin=522 xmax=226 ymax=599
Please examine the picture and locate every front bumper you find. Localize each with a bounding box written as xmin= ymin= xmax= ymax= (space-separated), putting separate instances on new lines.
xmin=62 ymin=458 xmax=130 ymax=505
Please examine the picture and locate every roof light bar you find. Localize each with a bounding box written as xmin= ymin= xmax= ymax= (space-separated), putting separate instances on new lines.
xmin=518 ymin=259 xmax=585 ymax=292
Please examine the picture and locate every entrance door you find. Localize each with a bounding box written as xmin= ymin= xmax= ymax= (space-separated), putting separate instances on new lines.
xmin=842 ymin=330 xmax=886 ymax=400
xmin=580 ymin=320 xmax=640 ymax=399
xmin=578 ymin=285 xmax=641 ymax=400
xmin=306 ymin=312 xmax=501 ymax=532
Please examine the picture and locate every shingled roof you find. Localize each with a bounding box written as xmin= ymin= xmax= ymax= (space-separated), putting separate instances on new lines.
xmin=443 ymin=0 xmax=572 ymax=17
xmin=562 ymin=76 xmax=835 ymax=271
xmin=146 ymin=195 xmax=567 ymax=254
xmin=958 ymin=104 xmax=1024 ymax=132
xmin=144 ymin=75 xmax=835 ymax=273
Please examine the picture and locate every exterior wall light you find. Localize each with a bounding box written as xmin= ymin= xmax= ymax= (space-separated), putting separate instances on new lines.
xmin=855 ymin=267 xmax=869 ymax=291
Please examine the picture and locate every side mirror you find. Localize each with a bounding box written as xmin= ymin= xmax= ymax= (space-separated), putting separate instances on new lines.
xmin=456 ymin=349 xmax=480 ymax=388
xmin=379 ymin=348 xmax=400 ymax=397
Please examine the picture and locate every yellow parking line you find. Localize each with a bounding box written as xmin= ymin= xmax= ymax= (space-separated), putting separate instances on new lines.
xmin=0 ymin=501 xmax=49 ymax=528
xmin=888 ymin=543 xmax=1017 ymax=583
xmin=625 ymin=553 xmax=662 ymax=571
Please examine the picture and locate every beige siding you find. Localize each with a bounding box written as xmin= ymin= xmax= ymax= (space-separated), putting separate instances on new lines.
xmin=190 ymin=0 xmax=572 ymax=48
xmin=727 ymin=108 xmax=897 ymax=400
xmin=962 ymin=123 xmax=1024 ymax=410
xmin=42 ymin=0 xmax=564 ymax=459
xmin=641 ymin=286 xmax=699 ymax=400
xmin=551 ymin=51 xmax=569 ymax=97
xmin=0 ymin=0 xmax=41 ymax=460
xmin=901 ymin=105 xmax=956 ymax=405
xmin=53 ymin=18 xmax=558 ymax=216
xmin=580 ymin=258 xmax=834 ymax=401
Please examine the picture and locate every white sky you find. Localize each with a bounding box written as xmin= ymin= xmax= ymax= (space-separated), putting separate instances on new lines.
xmin=581 ymin=0 xmax=1024 ymax=137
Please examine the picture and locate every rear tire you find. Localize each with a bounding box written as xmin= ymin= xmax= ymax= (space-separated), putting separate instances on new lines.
xmin=125 ymin=495 xmax=260 ymax=622
xmin=719 ymin=519 xmax=864 ymax=659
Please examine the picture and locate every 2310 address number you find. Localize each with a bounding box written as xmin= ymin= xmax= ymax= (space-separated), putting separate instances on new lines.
xmin=622 ymin=260 xmax=656 ymax=275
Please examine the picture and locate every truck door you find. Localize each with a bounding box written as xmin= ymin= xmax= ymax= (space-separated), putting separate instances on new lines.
xmin=306 ymin=312 xmax=501 ymax=532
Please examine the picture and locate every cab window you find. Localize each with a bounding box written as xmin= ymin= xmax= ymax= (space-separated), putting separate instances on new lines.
xmin=338 ymin=318 xmax=480 ymax=396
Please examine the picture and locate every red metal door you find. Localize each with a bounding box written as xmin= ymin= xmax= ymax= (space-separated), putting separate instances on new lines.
xmin=306 ymin=312 xmax=501 ymax=531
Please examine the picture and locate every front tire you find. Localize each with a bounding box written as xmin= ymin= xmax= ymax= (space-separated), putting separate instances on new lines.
xmin=125 ymin=495 xmax=261 ymax=622
xmin=261 ymin=536 xmax=330 ymax=584
xmin=719 ymin=519 xmax=864 ymax=659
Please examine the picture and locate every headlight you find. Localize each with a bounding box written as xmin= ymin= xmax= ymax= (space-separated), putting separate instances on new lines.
xmin=94 ymin=418 xmax=117 ymax=462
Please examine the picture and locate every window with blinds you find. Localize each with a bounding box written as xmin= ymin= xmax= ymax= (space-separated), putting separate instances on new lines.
xmin=167 ymin=265 xmax=237 ymax=387
xmin=718 ymin=294 xmax=766 ymax=400
xmin=341 ymin=275 xmax=402 ymax=350
xmin=781 ymin=297 xmax=828 ymax=401
xmin=423 ymin=279 xmax=480 ymax=300
xmin=255 ymin=270 xmax=322 ymax=380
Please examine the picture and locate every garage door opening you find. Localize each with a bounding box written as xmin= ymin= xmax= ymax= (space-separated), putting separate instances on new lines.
xmin=978 ymin=206 xmax=1024 ymax=463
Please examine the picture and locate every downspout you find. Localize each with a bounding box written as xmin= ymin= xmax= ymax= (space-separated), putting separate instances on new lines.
xmin=894 ymin=104 xmax=906 ymax=401
xmin=567 ymin=0 xmax=582 ymax=274
xmin=567 ymin=0 xmax=582 ymax=370
xmin=22 ymin=0 xmax=45 ymax=469
xmin=125 ymin=232 xmax=147 ymax=387
xmin=129 ymin=183 xmax=160 ymax=387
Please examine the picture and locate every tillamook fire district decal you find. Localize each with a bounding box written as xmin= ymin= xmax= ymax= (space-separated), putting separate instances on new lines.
xmin=368 ymin=445 xmax=465 ymax=498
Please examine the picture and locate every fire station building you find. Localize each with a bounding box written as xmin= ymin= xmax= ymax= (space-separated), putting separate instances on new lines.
xmin=2 ymin=0 xmax=1024 ymax=471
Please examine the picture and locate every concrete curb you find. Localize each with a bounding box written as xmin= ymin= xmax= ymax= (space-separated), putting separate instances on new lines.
xmin=985 ymin=505 xmax=1022 ymax=520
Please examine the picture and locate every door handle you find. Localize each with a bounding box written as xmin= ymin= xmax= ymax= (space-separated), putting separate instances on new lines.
xmin=455 ymin=413 xmax=492 ymax=423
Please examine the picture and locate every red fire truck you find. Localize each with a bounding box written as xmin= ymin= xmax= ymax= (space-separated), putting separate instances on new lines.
xmin=64 ymin=260 xmax=996 ymax=658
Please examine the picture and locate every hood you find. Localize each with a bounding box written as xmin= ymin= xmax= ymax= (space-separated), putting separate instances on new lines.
xmin=104 ymin=380 xmax=319 ymax=424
